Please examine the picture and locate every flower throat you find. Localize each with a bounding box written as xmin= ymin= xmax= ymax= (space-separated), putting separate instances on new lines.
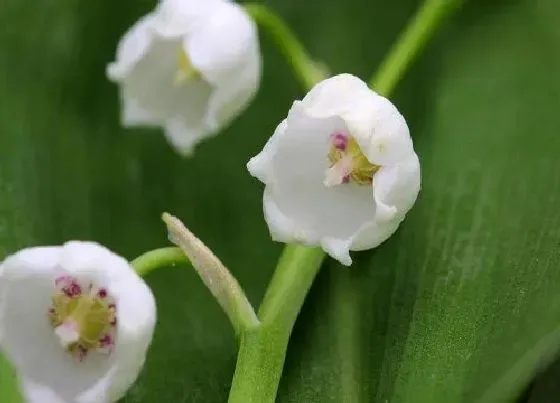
xmin=324 ymin=132 xmax=380 ymax=187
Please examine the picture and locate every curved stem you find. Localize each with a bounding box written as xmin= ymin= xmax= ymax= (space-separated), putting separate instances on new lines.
xmin=370 ymin=0 xmax=463 ymax=96
xmin=130 ymin=246 xmax=188 ymax=277
xmin=228 ymin=245 xmax=325 ymax=403
xmin=244 ymin=3 xmax=326 ymax=90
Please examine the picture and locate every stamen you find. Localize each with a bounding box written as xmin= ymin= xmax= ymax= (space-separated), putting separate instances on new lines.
xmin=174 ymin=49 xmax=199 ymax=86
xmin=325 ymin=132 xmax=381 ymax=186
xmin=54 ymin=321 xmax=80 ymax=347
xmin=331 ymin=132 xmax=348 ymax=151
xmin=48 ymin=276 xmax=117 ymax=362
xmin=324 ymin=156 xmax=352 ymax=187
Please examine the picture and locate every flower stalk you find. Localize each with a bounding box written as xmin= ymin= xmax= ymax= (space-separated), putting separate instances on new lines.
xmin=131 ymin=247 xmax=189 ymax=277
xmin=228 ymin=245 xmax=325 ymax=403
xmin=244 ymin=3 xmax=327 ymax=90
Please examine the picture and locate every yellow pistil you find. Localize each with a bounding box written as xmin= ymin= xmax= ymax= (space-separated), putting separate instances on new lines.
xmin=50 ymin=291 xmax=114 ymax=356
xmin=327 ymin=136 xmax=380 ymax=185
xmin=174 ymin=49 xmax=199 ymax=85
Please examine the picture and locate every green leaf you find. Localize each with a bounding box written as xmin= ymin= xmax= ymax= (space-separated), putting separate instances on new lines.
xmin=1 ymin=0 xmax=560 ymax=402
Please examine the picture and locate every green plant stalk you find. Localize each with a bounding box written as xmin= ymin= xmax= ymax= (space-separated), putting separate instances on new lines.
xmin=228 ymin=0 xmax=462 ymax=401
xmin=244 ymin=3 xmax=326 ymax=90
xmin=370 ymin=0 xmax=463 ymax=96
xmin=130 ymin=246 xmax=188 ymax=277
xmin=228 ymin=244 xmax=325 ymax=402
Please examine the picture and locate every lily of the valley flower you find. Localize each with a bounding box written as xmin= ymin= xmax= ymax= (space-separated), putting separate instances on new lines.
xmin=107 ymin=0 xmax=261 ymax=156
xmin=0 ymin=241 xmax=156 ymax=403
xmin=247 ymin=74 xmax=421 ymax=266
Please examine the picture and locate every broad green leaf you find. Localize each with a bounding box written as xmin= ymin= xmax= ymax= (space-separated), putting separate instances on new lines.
xmin=279 ymin=0 xmax=560 ymax=402
xmin=1 ymin=0 xmax=560 ymax=403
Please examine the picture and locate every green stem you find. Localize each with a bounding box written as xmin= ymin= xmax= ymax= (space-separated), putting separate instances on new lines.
xmin=370 ymin=0 xmax=463 ymax=96
xmin=228 ymin=245 xmax=325 ymax=402
xmin=130 ymin=246 xmax=188 ymax=277
xmin=244 ymin=3 xmax=326 ymax=90
xmin=333 ymin=269 xmax=363 ymax=403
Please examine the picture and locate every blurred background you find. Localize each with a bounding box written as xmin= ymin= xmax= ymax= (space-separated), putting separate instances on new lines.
xmin=1 ymin=0 xmax=560 ymax=402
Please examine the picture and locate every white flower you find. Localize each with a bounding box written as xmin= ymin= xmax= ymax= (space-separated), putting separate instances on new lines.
xmin=0 ymin=241 xmax=156 ymax=403
xmin=107 ymin=0 xmax=261 ymax=155
xmin=247 ymin=74 xmax=421 ymax=266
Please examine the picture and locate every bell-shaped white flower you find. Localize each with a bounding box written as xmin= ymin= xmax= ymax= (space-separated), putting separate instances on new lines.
xmin=247 ymin=74 xmax=421 ymax=266
xmin=0 ymin=241 xmax=156 ymax=403
xmin=107 ymin=0 xmax=261 ymax=155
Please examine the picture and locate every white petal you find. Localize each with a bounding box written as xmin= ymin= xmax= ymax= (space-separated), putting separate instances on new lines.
xmin=106 ymin=15 xmax=156 ymax=82
xmin=163 ymin=117 xmax=211 ymax=156
xmin=21 ymin=378 xmax=67 ymax=403
xmin=298 ymin=74 xmax=414 ymax=167
xmin=0 ymin=246 xmax=113 ymax=402
xmin=321 ymin=237 xmax=353 ymax=266
xmin=185 ymin=2 xmax=261 ymax=130
xmin=351 ymin=95 xmax=414 ymax=167
xmin=186 ymin=2 xmax=259 ymax=85
xmin=121 ymin=97 xmax=162 ymax=127
xmin=374 ymin=153 xmax=421 ymax=216
xmin=102 ymin=262 xmax=156 ymax=402
xmin=247 ymin=118 xmax=289 ymax=184
xmin=262 ymin=187 xmax=320 ymax=245
xmin=350 ymin=219 xmax=402 ymax=252
xmin=257 ymin=106 xmax=377 ymax=264
xmin=249 ymin=74 xmax=421 ymax=264
xmin=120 ymin=38 xmax=212 ymax=123
xmin=350 ymin=155 xmax=421 ymax=251
xmin=0 ymin=242 xmax=156 ymax=403
xmin=270 ymin=108 xmax=374 ymax=239
xmin=300 ymin=74 xmax=372 ymax=118
xmin=151 ymin=0 xmax=224 ymax=38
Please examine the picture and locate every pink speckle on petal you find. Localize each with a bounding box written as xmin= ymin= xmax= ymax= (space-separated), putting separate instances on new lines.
xmin=342 ymin=175 xmax=350 ymax=184
xmin=97 ymin=288 xmax=108 ymax=299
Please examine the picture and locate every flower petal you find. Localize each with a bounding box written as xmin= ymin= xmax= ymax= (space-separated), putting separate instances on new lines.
xmin=119 ymin=38 xmax=212 ymax=123
xmin=247 ymin=118 xmax=289 ymax=184
xmin=106 ymin=15 xmax=156 ymax=82
xmin=300 ymin=74 xmax=372 ymax=119
xmin=262 ymin=187 xmax=319 ymax=245
xmin=185 ymin=2 xmax=260 ymax=130
xmin=350 ymin=219 xmax=402 ymax=252
xmin=186 ymin=2 xmax=258 ymax=85
xmin=351 ymin=95 xmax=414 ymax=167
xmin=163 ymin=116 xmax=212 ymax=156
xmin=0 ymin=242 xmax=155 ymax=403
xmin=321 ymin=237 xmax=353 ymax=266
xmin=0 ymin=246 xmax=114 ymax=403
xmin=151 ymin=0 xmax=224 ymax=38
xmin=374 ymin=153 xmax=421 ymax=217
xmin=121 ymin=97 xmax=162 ymax=127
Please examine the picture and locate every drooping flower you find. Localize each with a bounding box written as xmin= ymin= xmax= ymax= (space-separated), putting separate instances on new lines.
xmin=0 ymin=241 xmax=156 ymax=403
xmin=247 ymin=74 xmax=421 ymax=266
xmin=107 ymin=0 xmax=261 ymax=155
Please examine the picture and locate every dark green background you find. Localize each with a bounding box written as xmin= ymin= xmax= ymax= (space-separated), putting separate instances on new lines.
xmin=1 ymin=0 xmax=560 ymax=402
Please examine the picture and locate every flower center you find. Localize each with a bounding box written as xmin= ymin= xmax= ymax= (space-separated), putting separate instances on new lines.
xmin=174 ymin=49 xmax=199 ymax=86
xmin=48 ymin=276 xmax=117 ymax=361
xmin=324 ymin=132 xmax=380 ymax=187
